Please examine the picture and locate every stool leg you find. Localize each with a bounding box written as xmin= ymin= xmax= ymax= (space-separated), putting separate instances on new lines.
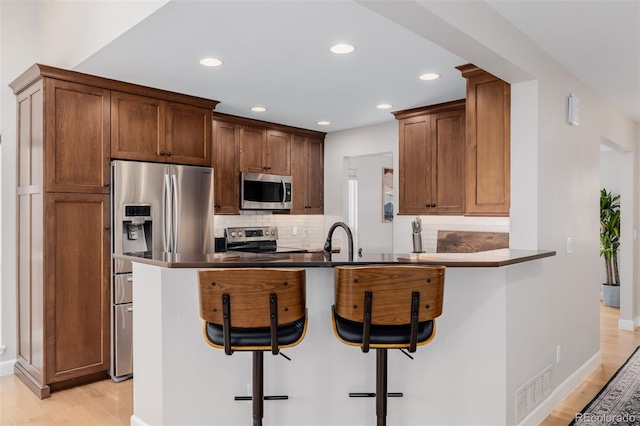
xmin=253 ymin=351 xmax=264 ymax=426
xmin=376 ymin=348 xmax=388 ymax=426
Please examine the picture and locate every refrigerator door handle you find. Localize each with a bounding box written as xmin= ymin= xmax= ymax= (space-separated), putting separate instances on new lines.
xmin=171 ymin=168 xmax=179 ymax=253
xmin=163 ymin=171 xmax=172 ymax=252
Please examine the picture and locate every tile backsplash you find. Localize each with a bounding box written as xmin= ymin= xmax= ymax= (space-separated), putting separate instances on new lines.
xmin=214 ymin=214 xmax=326 ymax=250
xmin=214 ymin=213 xmax=510 ymax=254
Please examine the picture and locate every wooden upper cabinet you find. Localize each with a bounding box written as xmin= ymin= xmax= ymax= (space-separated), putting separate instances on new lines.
xmin=111 ymin=91 xmax=164 ymax=163
xmin=239 ymin=127 xmax=291 ymax=175
xmin=238 ymin=126 xmax=266 ymax=173
xmin=212 ymin=120 xmax=240 ymax=214
xmin=265 ymin=130 xmax=291 ymax=175
xmin=431 ymin=109 xmax=466 ymax=214
xmin=112 ymin=92 xmax=212 ymax=166
xmin=395 ymin=100 xmax=465 ymax=215
xmin=44 ymin=79 xmax=110 ymax=193
xmin=291 ymin=135 xmax=324 ymax=214
xmin=457 ymin=64 xmax=510 ymax=216
xmin=165 ymin=102 xmax=212 ymax=166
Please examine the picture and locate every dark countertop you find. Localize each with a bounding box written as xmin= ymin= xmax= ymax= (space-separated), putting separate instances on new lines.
xmin=115 ymin=248 xmax=556 ymax=268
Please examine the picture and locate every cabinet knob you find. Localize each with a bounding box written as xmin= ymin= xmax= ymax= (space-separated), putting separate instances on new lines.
xmin=431 ymin=203 xmax=436 ymax=208
xmin=166 ymin=152 xmax=172 ymax=156
xmin=105 ymin=225 xmax=111 ymax=230
xmin=160 ymin=151 xmax=165 ymax=156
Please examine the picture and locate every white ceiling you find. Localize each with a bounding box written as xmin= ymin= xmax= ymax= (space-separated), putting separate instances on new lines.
xmin=75 ymin=1 xmax=639 ymax=133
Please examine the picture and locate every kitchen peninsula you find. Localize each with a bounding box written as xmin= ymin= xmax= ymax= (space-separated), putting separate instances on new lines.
xmin=122 ymin=249 xmax=554 ymax=426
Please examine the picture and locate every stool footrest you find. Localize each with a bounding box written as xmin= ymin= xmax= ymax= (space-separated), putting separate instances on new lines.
xmin=234 ymin=395 xmax=289 ymax=401
xmin=348 ymin=392 xmax=403 ymax=398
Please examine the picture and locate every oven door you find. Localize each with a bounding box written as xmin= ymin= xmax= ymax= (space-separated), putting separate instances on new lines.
xmin=241 ymin=173 xmax=292 ymax=210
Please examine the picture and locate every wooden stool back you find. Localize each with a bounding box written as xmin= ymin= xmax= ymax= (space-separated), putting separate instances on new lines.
xmin=334 ymin=265 xmax=444 ymax=325
xmin=198 ymin=268 xmax=306 ymax=328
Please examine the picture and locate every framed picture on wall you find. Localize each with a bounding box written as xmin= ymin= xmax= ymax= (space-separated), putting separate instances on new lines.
xmin=382 ymin=167 xmax=393 ymax=222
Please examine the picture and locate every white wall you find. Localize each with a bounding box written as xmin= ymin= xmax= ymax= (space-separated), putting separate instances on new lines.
xmin=357 ymin=1 xmax=638 ymax=423
xmin=0 ymin=0 xmax=166 ymax=374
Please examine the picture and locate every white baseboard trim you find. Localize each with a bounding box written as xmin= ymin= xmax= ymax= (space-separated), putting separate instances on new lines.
xmin=619 ymin=318 xmax=636 ymax=331
xmin=0 ymin=359 xmax=16 ymax=377
xmin=518 ymin=350 xmax=602 ymax=425
xmin=130 ymin=415 xmax=147 ymax=426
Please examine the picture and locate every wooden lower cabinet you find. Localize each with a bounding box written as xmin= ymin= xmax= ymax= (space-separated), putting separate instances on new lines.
xmin=16 ymin=192 xmax=110 ymax=398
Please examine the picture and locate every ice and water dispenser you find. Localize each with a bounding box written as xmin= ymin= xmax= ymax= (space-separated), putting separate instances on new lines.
xmin=122 ymin=204 xmax=153 ymax=254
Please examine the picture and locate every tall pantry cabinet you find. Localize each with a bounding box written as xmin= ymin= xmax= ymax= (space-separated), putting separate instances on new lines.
xmin=10 ymin=64 xmax=219 ymax=398
xmin=12 ymin=68 xmax=111 ymax=398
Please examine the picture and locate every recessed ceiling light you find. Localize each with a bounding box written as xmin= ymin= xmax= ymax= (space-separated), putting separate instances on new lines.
xmin=199 ymin=57 xmax=223 ymax=67
xmin=377 ymin=104 xmax=393 ymax=110
xmin=317 ymin=121 xmax=331 ymax=126
xmin=419 ymin=73 xmax=440 ymax=81
xmin=251 ymin=106 xmax=267 ymax=112
xmin=330 ymin=43 xmax=355 ymax=54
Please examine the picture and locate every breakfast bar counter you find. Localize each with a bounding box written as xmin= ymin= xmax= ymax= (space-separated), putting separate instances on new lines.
xmin=119 ymin=248 xmax=555 ymax=269
xmin=123 ymin=249 xmax=555 ymax=426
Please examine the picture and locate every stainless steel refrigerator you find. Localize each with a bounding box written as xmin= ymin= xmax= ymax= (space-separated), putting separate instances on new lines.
xmin=110 ymin=160 xmax=215 ymax=381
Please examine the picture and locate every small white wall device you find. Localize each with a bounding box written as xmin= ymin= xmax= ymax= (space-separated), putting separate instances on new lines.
xmin=568 ymin=93 xmax=580 ymax=126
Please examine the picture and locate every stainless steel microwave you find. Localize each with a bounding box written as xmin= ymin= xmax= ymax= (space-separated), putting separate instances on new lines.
xmin=240 ymin=172 xmax=292 ymax=210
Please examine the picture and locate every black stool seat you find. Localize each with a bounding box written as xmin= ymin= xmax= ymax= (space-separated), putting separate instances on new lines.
xmin=333 ymin=311 xmax=434 ymax=346
xmin=206 ymin=317 xmax=306 ymax=348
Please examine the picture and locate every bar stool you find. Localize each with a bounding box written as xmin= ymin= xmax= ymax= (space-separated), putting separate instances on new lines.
xmin=332 ymin=265 xmax=445 ymax=426
xmin=198 ymin=268 xmax=307 ymax=426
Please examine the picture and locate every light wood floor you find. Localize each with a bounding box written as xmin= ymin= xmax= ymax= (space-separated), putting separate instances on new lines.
xmin=0 ymin=302 xmax=638 ymax=425
xmin=0 ymin=374 xmax=132 ymax=425
xmin=541 ymin=302 xmax=640 ymax=425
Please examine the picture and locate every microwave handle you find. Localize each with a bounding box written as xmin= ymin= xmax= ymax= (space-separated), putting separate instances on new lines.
xmin=281 ymin=179 xmax=286 ymax=206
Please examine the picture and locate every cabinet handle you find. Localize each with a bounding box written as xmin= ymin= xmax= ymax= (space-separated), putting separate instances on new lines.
xmin=166 ymin=152 xmax=172 ymax=156
xmin=105 ymin=225 xmax=111 ymax=230
xmin=160 ymin=151 xmax=165 ymax=156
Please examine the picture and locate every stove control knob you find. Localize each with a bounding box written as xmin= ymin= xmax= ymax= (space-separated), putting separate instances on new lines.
xmin=238 ymin=231 xmax=243 ymax=237
xmin=230 ymin=231 xmax=236 ymax=237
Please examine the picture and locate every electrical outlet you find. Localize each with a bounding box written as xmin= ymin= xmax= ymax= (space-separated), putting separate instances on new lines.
xmin=556 ymin=345 xmax=561 ymax=363
xmin=566 ymin=237 xmax=572 ymax=254
xmin=292 ymin=226 xmax=298 ymax=236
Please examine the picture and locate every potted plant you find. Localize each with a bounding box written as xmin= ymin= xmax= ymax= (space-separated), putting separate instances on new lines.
xmin=600 ymin=188 xmax=621 ymax=307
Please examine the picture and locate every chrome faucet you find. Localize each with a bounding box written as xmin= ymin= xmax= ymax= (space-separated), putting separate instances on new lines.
xmin=324 ymin=222 xmax=354 ymax=261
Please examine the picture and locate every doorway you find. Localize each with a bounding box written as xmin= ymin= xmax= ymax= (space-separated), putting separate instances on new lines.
xmin=346 ymin=152 xmax=394 ymax=255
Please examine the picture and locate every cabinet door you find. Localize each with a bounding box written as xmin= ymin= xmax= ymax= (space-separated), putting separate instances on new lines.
xmin=290 ymin=135 xmax=307 ymax=214
xmin=44 ymin=193 xmax=110 ymax=384
xmin=291 ymin=136 xmax=324 ymax=214
xmin=111 ymin=91 xmax=165 ymax=162
xmin=431 ymin=109 xmax=465 ymax=214
xmin=44 ymin=79 xmax=110 ymax=193
xmin=398 ymin=115 xmax=432 ymax=214
xmin=464 ymin=71 xmax=510 ymax=216
xmin=265 ymin=130 xmax=291 ymax=175
xmin=213 ymin=120 xmax=240 ymax=214
xmin=305 ymin=137 xmax=324 ymax=214
xmin=239 ymin=126 xmax=266 ymax=173
xmin=165 ymin=102 xmax=212 ymax=166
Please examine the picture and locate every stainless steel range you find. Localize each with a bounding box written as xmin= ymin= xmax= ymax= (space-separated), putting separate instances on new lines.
xmin=225 ymin=226 xmax=307 ymax=253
